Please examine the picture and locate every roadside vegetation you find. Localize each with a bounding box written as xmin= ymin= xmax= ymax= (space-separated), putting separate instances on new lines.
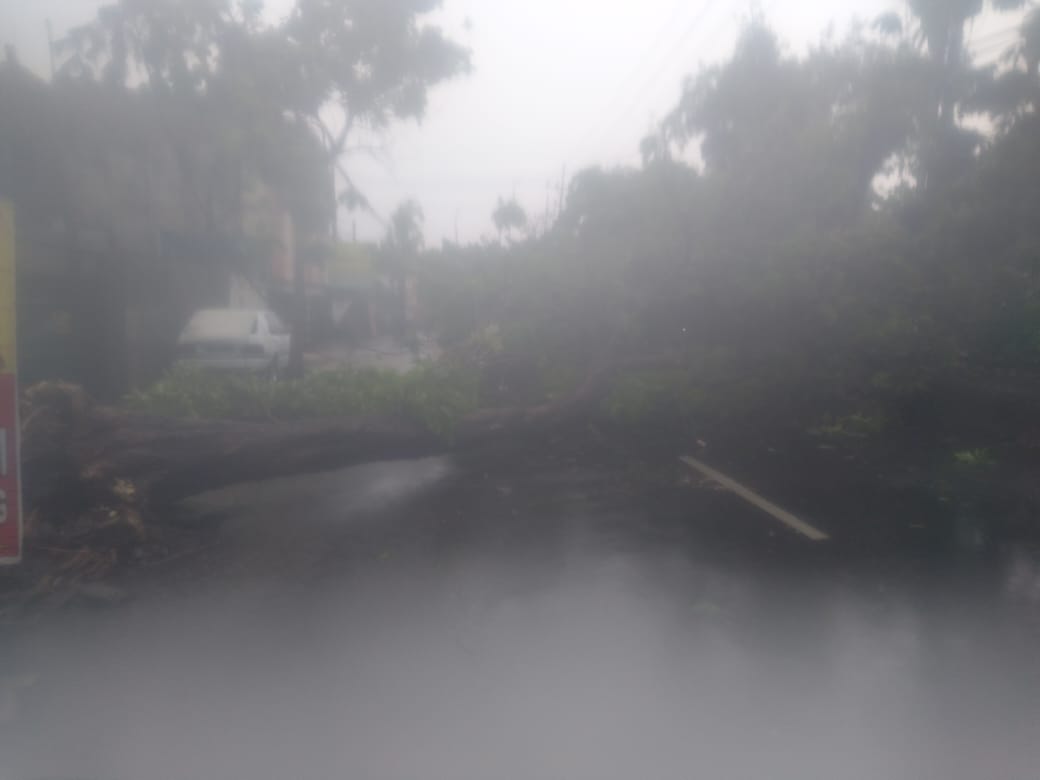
xmin=126 ymin=364 xmax=482 ymax=437
xmin=411 ymin=10 xmax=1040 ymax=455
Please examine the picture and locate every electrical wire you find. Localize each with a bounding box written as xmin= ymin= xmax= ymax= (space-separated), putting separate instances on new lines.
xmin=569 ymin=0 xmax=720 ymax=165
xmin=567 ymin=0 xmax=692 ymax=160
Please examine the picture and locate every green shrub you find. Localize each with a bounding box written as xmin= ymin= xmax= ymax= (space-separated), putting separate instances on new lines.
xmin=952 ymin=448 xmax=996 ymax=468
xmin=126 ymin=363 xmax=481 ymax=437
xmin=601 ymin=368 xmax=707 ymax=424
xmin=809 ymin=410 xmax=885 ymax=438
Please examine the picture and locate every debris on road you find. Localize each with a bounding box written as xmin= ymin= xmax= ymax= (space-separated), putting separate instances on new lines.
xmin=679 ymin=455 xmax=830 ymax=542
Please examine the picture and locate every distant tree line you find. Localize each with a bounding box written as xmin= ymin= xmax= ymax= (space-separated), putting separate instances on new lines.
xmin=418 ymin=2 xmax=1040 ymax=433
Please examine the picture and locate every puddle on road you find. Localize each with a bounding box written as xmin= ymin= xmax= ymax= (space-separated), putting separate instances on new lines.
xmin=184 ymin=456 xmax=457 ymax=523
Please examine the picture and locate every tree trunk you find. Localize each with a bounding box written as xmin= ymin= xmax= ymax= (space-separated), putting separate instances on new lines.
xmin=20 ymin=354 xmax=675 ymax=523
xmin=286 ymin=244 xmax=307 ymax=379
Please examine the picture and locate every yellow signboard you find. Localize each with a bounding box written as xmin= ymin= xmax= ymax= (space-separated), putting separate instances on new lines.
xmin=0 ymin=200 xmax=20 ymax=564
xmin=0 ymin=201 xmax=14 ymax=372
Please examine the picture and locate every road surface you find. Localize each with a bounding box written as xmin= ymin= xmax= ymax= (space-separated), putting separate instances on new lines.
xmin=1 ymin=449 xmax=1039 ymax=779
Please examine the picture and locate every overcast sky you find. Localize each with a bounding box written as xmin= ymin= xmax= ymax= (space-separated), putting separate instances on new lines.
xmin=1 ymin=0 xmax=1028 ymax=244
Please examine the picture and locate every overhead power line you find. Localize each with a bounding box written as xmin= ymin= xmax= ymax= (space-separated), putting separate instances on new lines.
xmin=567 ymin=0 xmax=692 ymax=162
xmin=591 ymin=0 xmax=720 ymax=162
xmin=972 ymin=34 xmax=1020 ymax=60
xmin=970 ymin=24 xmax=1022 ymax=47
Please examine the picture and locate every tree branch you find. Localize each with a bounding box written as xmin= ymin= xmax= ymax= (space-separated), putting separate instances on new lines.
xmin=328 ymin=109 xmax=355 ymax=161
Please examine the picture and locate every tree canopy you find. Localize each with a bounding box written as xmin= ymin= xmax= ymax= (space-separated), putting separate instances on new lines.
xmin=415 ymin=3 xmax=1040 ymax=441
xmin=56 ymin=0 xmax=471 ymax=226
xmin=385 ymin=199 xmax=426 ymax=256
xmin=492 ymin=197 xmax=527 ymax=242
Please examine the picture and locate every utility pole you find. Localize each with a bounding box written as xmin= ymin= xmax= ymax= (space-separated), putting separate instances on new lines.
xmin=329 ymin=165 xmax=339 ymax=240
xmin=543 ymin=182 xmax=551 ymax=234
xmin=557 ymin=165 xmax=568 ymax=221
xmin=45 ymin=20 xmax=55 ymax=80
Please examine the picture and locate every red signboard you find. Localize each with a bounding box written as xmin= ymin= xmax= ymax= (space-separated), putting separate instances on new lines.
xmin=0 ymin=373 xmax=21 ymax=563
xmin=0 ymin=200 xmax=20 ymax=564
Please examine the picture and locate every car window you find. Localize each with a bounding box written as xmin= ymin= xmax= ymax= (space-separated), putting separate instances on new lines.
xmin=181 ymin=309 xmax=258 ymax=340
xmin=266 ymin=312 xmax=289 ymax=335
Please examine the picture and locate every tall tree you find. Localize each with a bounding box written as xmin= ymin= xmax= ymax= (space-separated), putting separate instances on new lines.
xmin=58 ymin=0 xmax=470 ymax=376
xmin=966 ymin=6 xmax=1040 ymax=124
xmin=386 ymin=199 xmax=426 ymax=255
xmin=901 ymin=0 xmax=1029 ymax=186
xmin=492 ymin=196 xmax=527 ymax=243
xmin=383 ymin=199 xmax=425 ymax=338
xmin=58 ymin=0 xmax=214 ymax=87
xmin=279 ymin=0 xmax=470 ymax=226
xmin=666 ymin=24 xmax=928 ymax=225
xmin=59 ymin=0 xmax=470 ymax=228
xmin=907 ymin=0 xmax=1026 ymax=75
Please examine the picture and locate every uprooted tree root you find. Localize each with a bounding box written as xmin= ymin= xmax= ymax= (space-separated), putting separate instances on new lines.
xmin=11 ymin=384 xmax=150 ymax=594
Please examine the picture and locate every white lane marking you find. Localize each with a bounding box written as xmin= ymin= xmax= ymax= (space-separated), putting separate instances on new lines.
xmin=679 ymin=455 xmax=830 ymax=542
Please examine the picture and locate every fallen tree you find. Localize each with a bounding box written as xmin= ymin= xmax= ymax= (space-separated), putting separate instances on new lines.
xmin=7 ymin=386 xmax=535 ymax=582
xmin=20 ymin=354 xmax=681 ymax=554
xmin=19 ymin=348 xmax=1040 ymax=586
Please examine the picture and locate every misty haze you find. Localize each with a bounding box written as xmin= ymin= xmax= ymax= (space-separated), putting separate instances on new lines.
xmin=2 ymin=1 xmax=1040 ymax=779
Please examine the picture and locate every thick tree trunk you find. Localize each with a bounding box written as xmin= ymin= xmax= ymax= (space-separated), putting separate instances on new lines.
xmin=12 ymin=354 xmax=678 ymax=573
xmin=22 ymin=355 xmax=668 ymax=514
xmin=21 ymin=386 xmax=436 ymax=518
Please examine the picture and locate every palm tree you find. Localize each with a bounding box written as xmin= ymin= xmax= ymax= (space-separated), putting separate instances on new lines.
xmin=908 ymin=0 xmax=1028 ymax=121
xmin=492 ymin=196 xmax=527 ymax=243
xmin=384 ymin=200 xmax=425 ymax=340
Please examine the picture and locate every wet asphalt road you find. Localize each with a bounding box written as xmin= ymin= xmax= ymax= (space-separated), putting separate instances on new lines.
xmin=2 ymin=452 xmax=1040 ymax=780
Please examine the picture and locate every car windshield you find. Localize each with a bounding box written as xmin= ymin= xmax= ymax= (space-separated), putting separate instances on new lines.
xmin=181 ymin=310 xmax=257 ymax=341
xmin=5 ymin=1 xmax=1040 ymax=778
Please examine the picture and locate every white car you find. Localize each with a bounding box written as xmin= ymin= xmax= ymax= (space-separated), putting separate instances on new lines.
xmin=176 ymin=308 xmax=291 ymax=377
